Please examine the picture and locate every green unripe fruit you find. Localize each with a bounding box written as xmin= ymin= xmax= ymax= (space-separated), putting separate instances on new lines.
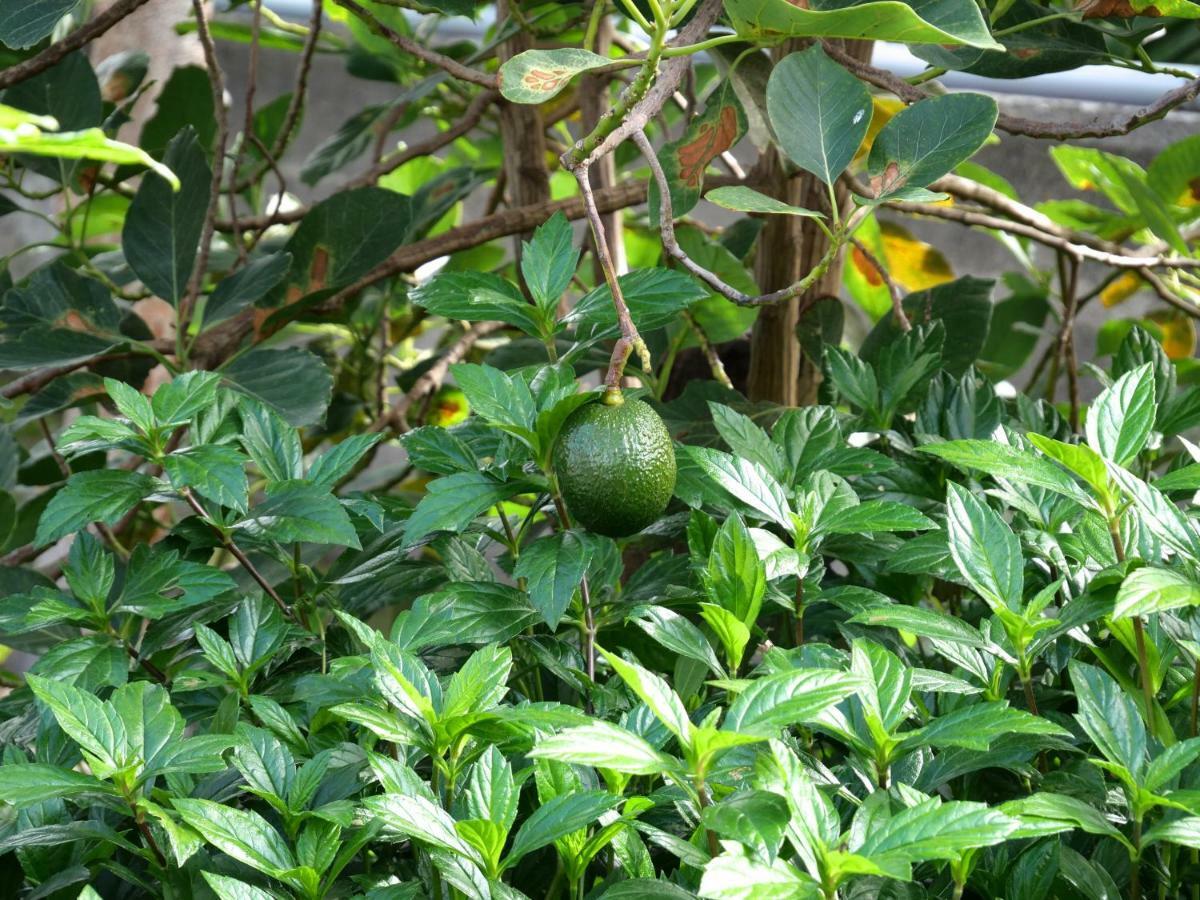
xmin=552 ymin=396 xmax=677 ymax=538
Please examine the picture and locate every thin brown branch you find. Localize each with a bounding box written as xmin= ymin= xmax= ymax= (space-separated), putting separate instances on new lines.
xmin=180 ymin=488 xmax=295 ymax=622
xmin=565 ymin=0 xmax=724 ymax=169
xmin=181 ymin=0 xmax=232 ymax=343
xmin=270 ymin=0 xmax=323 ymax=160
xmin=0 ymin=0 xmax=155 ymax=91
xmin=849 ymin=236 xmax=910 ymax=332
xmin=2 ymin=359 xmax=102 ymax=398
xmin=331 ymin=0 xmax=498 ymax=88
xmin=822 ymin=42 xmax=1200 ymax=140
xmin=637 ymin=129 xmax=850 ymax=307
xmin=683 ymin=310 xmax=733 ymax=389
xmin=349 ymin=90 xmax=499 ymax=189
xmin=886 ymin=198 xmax=1200 ymax=275
xmin=195 ymin=176 xmax=704 ymax=366
xmin=576 ymin=165 xmax=644 ymax=392
xmin=370 ymin=321 xmax=504 ymax=433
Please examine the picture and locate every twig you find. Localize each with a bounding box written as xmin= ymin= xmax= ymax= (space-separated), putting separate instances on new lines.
xmin=575 ymin=165 xmax=645 ymax=392
xmin=198 ymin=176 xmax=734 ymax=366
xmin=849 ymin=236 xmax=910 ymax=332
xmin=0 ymin=0 xmax=155 ymax=91
xmin=331 ymin=0 xmax=498 ymax=87
xmin=1 ymin=358 xmax=113 ymax=398
xmin=564 ymin=0 xmax=724 ymax=169
xmin=822 ymin=42 xmax=1200 ymax=140
xmin=1051 ymin=252 xmax=1082 ymax=429
xmin=349 ymin=90 xmax=498 ymax=189
xmin=269 ymin=0 xmax=323 ymax=160
xmin=370 ymin=321 xmax=504 ymax=433
xmin=637 ymin=130 xmax=851 ymax=307
xmin=180 ymin=488 xmax=295 ymax=622
xmin=682 ymin=310 xmax=732 ymax=389
xmin=226 ymin=0 xmax=265 ymax=262
xmin=180 ymin=0 xmax=232 ymax=355
xmin=886 ymin=199 xmax=1200 ymax=275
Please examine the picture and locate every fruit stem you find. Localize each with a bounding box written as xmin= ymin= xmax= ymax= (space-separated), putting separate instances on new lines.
xmin=602 ymin=386 xmax=624 ymax=406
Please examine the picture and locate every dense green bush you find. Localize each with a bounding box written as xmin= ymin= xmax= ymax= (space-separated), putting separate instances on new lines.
xmin=2 ymin=0 xmax=1200 ymax=898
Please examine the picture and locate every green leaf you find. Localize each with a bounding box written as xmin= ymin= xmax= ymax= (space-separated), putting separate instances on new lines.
xmin=1114 ymin=566 xmax=1200 ymax=620
xmin=29 ymin=635 xmax=126 ymax=690
xmin=900 ymin=702 xmax=1068 ymax=752
xmin=64 ymin=531 xmax=114 ymax=608
xmin=200 ymin=872 xmax=278 ymax=900
xmin=868 ymin=94 xmax=998 ymax=197
xmin=708 ymin=402 xmax=786 ymax=483
xmin=238 ymin=399 xmax=303 ymax=483
xmin=202 ymin=252 xmax=292 ymax=328
xmin=601 ymin=649 xmax=692 ymax=745
xmin=498 ymin=48 xmax=612 ymax=104
xmin=0 ymin=0 xmax=75 ymax=48
xmin=920 ymin=439 xmax=1094 ymax=507
xmin=1069 ymin=660 xmax=1146 ymax=777
xmin=364 ymin=792 xmax=484 ymax=865
xmin=724 ymin=668 xmax=863 ymax=736
xmin=706 ymin=512 xmax=766 ymax=625
xmin=521 ymin=211 xmax=578 ymax=312
xmin=1085 ymin=363 xmax=1156 ymax=465
xmin=410 ymin=271 xmax=544 ymax=335
xmin=850 ymin=605 xmax=988 ymax=648
xmin=568 ymin=268 xmax=708 ymax=332
xmin=235 ymin=480 xmax=361 ymax=548
xmin=450 ymin=362 xmax=537 ymax=437
xmin=164 ymin=444 xmax=250 ymax=513
xmin=630 ymin=605 xmax=725 ymax=678
xmin=0 ymin=763 xmax=114 ymax=805
xmin=725 ymin=0 xmax=1001 ymax=49
xmin=699 ymin=852 xmax=821 ymax=900
xmin=35 ymin=469 xmax=158 ymax=547
xmin=704 ymin=185 xmax=822 ymax=218
xmin=529 ymin=721 xmax=679 ymax=775
xmin=944 ymin=482 xmax=1022 ymax=612
xmin=307 ymin=433 xmax=382 ymax=490
xmin=1143 ymin=817 xmax=1200 ymax=851
xmin=766 ymin=45 xmax=871 ymax=186
xmin=151 ymin=370 xmax=222 ymax=426
xmin=403 ymin=471 xmax=526 ymax=547
xmin=514 ymin=530 xmax=592 ymax=629
xmin=1002 ymin=792 xmax=1127 ymax=844
xmin=505 ymin=791 xmax=623 ymax=867
xmin=855 ymin=798 xmax=1018 ymax=868
xmin=122 ymin=127 xmax=210 ymax=304
xmin=173 ymin=798 xmax=297 ymax=880
xmin=701 ymin=602 xmax=752 ymax=673
xmin=819 ymin=501 xmax=934 ymax=535
xmin=222 ymin=346 xmax=333 ymax=428
xmin=443 ymin=644 xmax=512 ymax=720
xmin=26 ymin=674 xmax=124 ymax=777
xmin=270 ymin=187 xmax=411 ymax=302
xmin=679 ymin=446 xmax=792 ymax=529
xmin=703 ymin=792 xmax=790 ymax=863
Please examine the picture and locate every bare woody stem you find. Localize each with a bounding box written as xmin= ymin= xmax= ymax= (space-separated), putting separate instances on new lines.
xmin=180 ymin=0 xmax=231 ymax=360
xmin=0 ymin=0 xmax=155 ymax=91
xmin=180 ymin=487 xmax=295 ymax=622
xmin=574 ymin=165 xmax=646 ymax=394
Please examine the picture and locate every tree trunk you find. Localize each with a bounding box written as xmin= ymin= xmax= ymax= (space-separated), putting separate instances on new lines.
xmin=496 ymin=0 xmax=552 ymax=263
xmin=747 ymin=39 xmax=874 ymax=406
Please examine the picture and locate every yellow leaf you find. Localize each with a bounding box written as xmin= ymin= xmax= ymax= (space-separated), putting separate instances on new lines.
xmin=880 ymin=222 xmax=954 ymax=292
xmin=853 ymin=96 xmax=905 ymax=165
xmin=1147 ymin=310 xmax=1197 ymax=360
xmin=1100 ymin=272 xmax=1143 ymax=308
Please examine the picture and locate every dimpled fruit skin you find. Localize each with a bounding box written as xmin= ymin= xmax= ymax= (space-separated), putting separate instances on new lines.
xmin=553 ymin=398 xmax=677 ymax=538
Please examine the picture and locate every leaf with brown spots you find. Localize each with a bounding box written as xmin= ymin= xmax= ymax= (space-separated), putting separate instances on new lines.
xmin=652 ymin=82 xmax=747 ymax=222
